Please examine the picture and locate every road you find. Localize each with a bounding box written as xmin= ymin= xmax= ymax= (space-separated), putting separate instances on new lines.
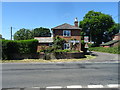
xmin=2 ymin=52 xmax=119 ymax=88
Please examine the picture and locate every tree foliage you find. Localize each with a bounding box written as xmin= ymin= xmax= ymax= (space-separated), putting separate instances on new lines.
xmin=53 ymin=36 xmax=66 ymax=50
xmin=0 ymin=34 xmax=5 ymax=40
xmin=33 ymin=27 xmax=51 ymax=37
xmin=79 ymin=10 xmax=117 ymax=46
xmin=14 ymin=28 xmax=33 ymax=40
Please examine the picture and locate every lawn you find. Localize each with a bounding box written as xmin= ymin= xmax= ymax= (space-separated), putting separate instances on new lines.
xmin=89 ymin=46 xmax=120 ymax=54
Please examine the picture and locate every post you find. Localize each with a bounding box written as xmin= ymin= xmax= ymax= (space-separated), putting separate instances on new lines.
xmin=11 ymin=27 xmax=12 ymax=40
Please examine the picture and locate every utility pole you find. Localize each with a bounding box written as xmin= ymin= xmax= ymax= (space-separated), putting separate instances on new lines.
xmin=11 ymin=26 xmax=12 ymax=40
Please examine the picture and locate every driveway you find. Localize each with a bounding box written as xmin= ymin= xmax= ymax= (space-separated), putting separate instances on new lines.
xmin=79 ymin=51 xmax=119 ymax=63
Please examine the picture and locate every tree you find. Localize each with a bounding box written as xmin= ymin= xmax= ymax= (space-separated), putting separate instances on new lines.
xmin=79 ymin=10 xmax=116 ymax=46
xmin=0 ymin=34 xmax=2 ymax=39
xmin=53 ymin=36 xmax=66 ymax=50
xmin=103 ymin=23 xmax=119 ymax=42
xmin=32 ymin=27 xmax=51 ymax=37
xmin=14 ymin=28 xmax=33 ymax=40
xmin=0 ymin=34 xmax=5 ymax=40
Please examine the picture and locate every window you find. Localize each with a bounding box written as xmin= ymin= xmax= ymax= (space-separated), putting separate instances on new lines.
xmin=49 ymin=43 xmax=52 ymax=46
xmin=63 ymin=30 xmax=71 ymax=36
xmin=64 ymin=43 xmax=70 ymax=49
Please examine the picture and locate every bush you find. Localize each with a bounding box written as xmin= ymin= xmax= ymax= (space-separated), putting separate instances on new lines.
xmin=55 ymin=49 xmax=70 ymax=52
xmin=17 ymin=39 xmax=38 ymax=54
xmin=53 ymin=36 xmax=66 ymax=50
xmin=2 ymin=40 xmax=19 ymax=59
xmin=2 ymin=39 xmax=38 ymax=60
xmin=81 ymin=40 xmax=85 ymax=51
xmin=43 ymin=53 xmax=51 ymax=60
xmin=88 ymin=43 xmax=94 ymax=48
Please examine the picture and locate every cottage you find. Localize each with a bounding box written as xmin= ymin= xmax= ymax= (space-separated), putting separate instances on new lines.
xmin=100 ymin=33 xmax=120 ymax=47
xmin=35 ymin=18 xmax=82 ymax=51
xmin=51 ymin=18 xmax=82 ymax=51
xmin=34 ymin=37 xmax=53 ymax=51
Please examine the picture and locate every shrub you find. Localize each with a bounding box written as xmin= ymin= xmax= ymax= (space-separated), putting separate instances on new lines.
xmin=55 ymin=49 xmax=70 ymax=53
xmin=43 ymin=53 xmax=51 ymax=60
xmin=81 ymin=40 xmax=85 ymax=51
xmin=2 ymin=40 xmax=19 ymax=59
xmin=53 ymin=36 xmax=66 ymax=50
xmin=44 ymin=47 xmax=54 ymax=53
xmin=88 ymin=43 xmax=94 ymax=48
xmin=17 ymin=39 xmax=38 ymax=54
xmin=2 ymin=39 xmax=38 ymax=60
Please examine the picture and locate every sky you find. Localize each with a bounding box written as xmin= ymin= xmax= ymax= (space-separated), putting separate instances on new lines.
xmin=2 ymin=2 xmax=119 ymax=40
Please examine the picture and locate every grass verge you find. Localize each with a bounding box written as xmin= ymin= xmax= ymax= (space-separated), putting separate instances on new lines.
xmin=1 ymin=55 xmax=96 ymax=63
xmin=89 ymin=46 xmax=120 ymax=54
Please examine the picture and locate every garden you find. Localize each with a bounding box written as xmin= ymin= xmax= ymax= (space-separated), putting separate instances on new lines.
xmin=1 ymin=36 xmax=96 ymax=62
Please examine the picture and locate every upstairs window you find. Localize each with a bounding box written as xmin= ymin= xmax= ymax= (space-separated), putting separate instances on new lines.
xmin=63 ymin=30 xmax=71 ymax=36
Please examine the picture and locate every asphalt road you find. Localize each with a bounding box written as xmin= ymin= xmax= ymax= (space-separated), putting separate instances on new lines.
xmin=2 ymin=52 xmax=119 ymax=88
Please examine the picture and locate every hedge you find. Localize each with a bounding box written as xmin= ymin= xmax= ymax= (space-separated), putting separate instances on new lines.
xmin=88 ymin=46 xmax=120 ymax=54
xmin=2 ymin=39 xmax=38 ymax=60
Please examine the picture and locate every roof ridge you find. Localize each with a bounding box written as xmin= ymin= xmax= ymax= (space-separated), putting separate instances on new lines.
xmin=51 ymin=23 xmax=69 ymax=29
xmin=52 ymin=23 xmax=81 ymax=30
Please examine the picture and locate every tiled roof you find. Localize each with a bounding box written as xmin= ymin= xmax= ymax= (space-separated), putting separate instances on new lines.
xmin=34 ymin=37 xmax=53 ymax=43
xmin=51 ymin=23 xmax=81 ymax=30
xmin=100 ymin=40 xmax=120 ymax=46
xmin=115 ymin=33 xmax=120 ymax=36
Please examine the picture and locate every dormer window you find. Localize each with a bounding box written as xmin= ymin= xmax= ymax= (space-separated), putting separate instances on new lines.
xmin=63 ymin=30 xmax=71 ymax=36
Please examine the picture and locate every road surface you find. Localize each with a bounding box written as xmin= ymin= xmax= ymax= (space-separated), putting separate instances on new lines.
xmin=2 ymin=52 xmax=119 ymax=88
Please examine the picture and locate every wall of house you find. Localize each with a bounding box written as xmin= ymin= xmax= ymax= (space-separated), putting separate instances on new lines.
xmin=103 ymin=46 xmax=110 ymax=48
xmin=53 ymin=29 xmax=81 ymax=40
xmin=37 ymin=43 xmax=50 ymax=51
xmin=112 ymin=42 xmax=120 ymax=47
xmin=53 ymin=29 xmax=81 ymax=51
xmin=113 ymin=35 xmax=120 ymax=40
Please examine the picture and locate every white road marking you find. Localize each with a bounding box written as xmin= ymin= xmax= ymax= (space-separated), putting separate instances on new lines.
xmin=32 ymin=87 xmax=40 ymax=88
xmin=107 ymin=84 xmax=120 ymax=88
xmin=88 ymin=85 xmax=104 ymax=88
xmin=66 ymin=85 xmax=82 ymax=88
xmin=46 ymin=86 xmax=63 ymax=88
xmin=3 ymin=84 xmax=120 ymax=90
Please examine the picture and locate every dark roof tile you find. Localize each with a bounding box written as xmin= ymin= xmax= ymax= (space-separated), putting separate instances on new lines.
xmin=100 ymin=40 xmax=120 ymax=46
xmin=51 ymin=23 xmax=81 ymax=30
xmin=115 ymin=33 xmax=120 ymax=36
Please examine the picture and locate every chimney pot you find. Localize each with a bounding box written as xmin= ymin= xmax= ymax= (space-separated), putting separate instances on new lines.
xmin=74 ymin=17 xmax=78 ymax=27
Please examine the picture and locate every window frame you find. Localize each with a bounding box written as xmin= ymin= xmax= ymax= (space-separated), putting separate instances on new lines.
xmin=63 ymin=30 xmax=71 ymax=37
xmin=64 ymin=43 xmax=70 ymax=50
xmin=49 ymin=43 xmax=53 ymax=46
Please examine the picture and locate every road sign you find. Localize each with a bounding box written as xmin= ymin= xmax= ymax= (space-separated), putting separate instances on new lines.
xmin=84 ymin=36 xmax=89 ymax=43
xmin=85 ymin=43 xmax=89 ymax=48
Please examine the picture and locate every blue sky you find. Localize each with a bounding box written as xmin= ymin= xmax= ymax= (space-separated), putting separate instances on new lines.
xmin=2 ymin=2 xmax=118 ymax=40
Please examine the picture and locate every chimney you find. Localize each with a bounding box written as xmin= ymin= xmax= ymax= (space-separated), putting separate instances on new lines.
xmin=74 ymin=17 xmax=78 ymax=27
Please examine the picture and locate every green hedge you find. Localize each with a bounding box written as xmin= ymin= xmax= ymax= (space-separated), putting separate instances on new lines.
xmin=2 ymin=39 xmax=38 ymax=60
xmin=89 ymin=46 xmax=120 ymax=54
xmin=17 ymin=39 xmax=38 ymax=54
